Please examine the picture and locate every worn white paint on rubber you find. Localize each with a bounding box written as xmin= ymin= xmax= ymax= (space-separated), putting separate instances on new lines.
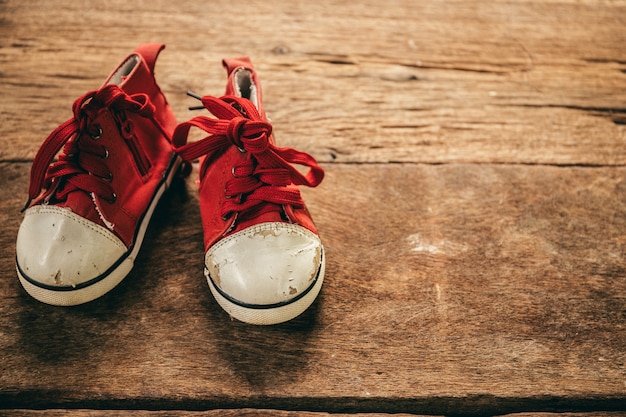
xmin=15 ymin=157 xmax=182 ymax=306
xmin=205 ymin=222 xmax=325 ymax=325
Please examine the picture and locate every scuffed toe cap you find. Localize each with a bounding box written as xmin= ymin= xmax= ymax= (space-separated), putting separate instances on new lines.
xmin=205 ymin=222 xmax=324 ymax=307
xmin=16 ymin=206 xmax=127 ymax=289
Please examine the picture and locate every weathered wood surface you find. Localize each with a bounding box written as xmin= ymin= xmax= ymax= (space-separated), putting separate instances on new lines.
xmin=2 ymin=411 xmax=428 ymax=417
xmin=1 ymin=0 xmax=626 ymax=416
xmin=2 ymin=162 xmax=626 ymax=414
xmin=3 ymin=412 xmax=626 ymax=417
xmin=1 ymin=0 xmax=625 ymax=165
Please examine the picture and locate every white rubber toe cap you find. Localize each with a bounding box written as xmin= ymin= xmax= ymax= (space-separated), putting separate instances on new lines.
xmin=205 ymin=222 xmax=324 ymax=323
xmin=16 ymin=206 xmax=127 ymax=290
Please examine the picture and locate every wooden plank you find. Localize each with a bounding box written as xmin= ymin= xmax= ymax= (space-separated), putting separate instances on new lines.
xmin=503 ymin=414 xmax=626 ymax=417
xmin=1 ymin=0 xmax=625 ymax=165
xmin=1 ymin=0 xmax=626 ymax=415
xmin=1 ymin=410 xmax=427 ymax=417
xmin=1 ymin=162 xmax=625 ymax=414
xmin=3 ymin=409 xmax=626 ymax=417
xmin=3 ymin=411 xmax=626 ymax=417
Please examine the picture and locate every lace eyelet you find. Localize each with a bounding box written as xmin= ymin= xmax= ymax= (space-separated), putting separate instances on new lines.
xmin=106 ymin=193 xmax=117 ymax=203
xmin=106 ymin=172 xmax=113 ymax=182
xmin=102 ymin=147 xmax=109 ymax=160
xmin=231 ymin=166 xmax=238 ymax=178
xmin=90 ymin=125 xmax=103 ymax=140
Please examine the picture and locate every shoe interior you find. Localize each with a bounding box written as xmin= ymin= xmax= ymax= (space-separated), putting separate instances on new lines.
xmin=234 ymin=69 xmax=258 ymax=108
xmin=107 ymin=55 xmax=140 ymax=85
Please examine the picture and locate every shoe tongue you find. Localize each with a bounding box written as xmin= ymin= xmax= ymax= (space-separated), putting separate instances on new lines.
xmin=228 ymin=67 xmax=264 ymax=117
xmin=104 ymin=53 xmax=155 ymax=96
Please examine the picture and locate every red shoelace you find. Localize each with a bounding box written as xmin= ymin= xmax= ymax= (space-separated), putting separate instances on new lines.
xmin=24 ymin=85 xmax=160 ymax=210
xmin=172 ymin=94 xmax=324 ymax=220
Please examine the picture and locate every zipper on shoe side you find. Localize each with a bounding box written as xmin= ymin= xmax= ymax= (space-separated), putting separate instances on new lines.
xmin=116 ymin=110 xmax=151 ymax=176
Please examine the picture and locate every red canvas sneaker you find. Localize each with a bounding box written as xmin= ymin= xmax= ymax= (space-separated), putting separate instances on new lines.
xmin=16 ymin=44 xmax=181 ymax=306
xmin=173 ymin=57 xmax=325 ymax=325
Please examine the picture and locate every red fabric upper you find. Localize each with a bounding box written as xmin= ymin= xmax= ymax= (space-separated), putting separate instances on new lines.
xmin=25 ymin=44 xmax=177 ymax=247
xmin=173 ymin=57 xmax=324 ymax=250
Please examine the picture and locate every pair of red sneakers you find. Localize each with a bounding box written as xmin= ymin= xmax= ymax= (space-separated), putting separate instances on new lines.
xmin=15 ymin=44 xmax=325 ymax=325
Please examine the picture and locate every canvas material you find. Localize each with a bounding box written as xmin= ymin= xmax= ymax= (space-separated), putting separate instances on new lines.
xmin=197 ymin=57 xmax=320 ymax=251
xmin=28 ymin=44 xmax=177 ymax=247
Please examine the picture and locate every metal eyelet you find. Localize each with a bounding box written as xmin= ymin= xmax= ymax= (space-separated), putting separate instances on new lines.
xmin=90 ymin=125 xmax=103 ymax=140
xmin=105 ymin=172 xmax=113 ymax=182
xmin=102 ymin=147 xmax=109 ymax=160
xmin=231 ymin=166 xmax=238 ymax=178
xmin=106 ymin=193 xmax=117 ymax=203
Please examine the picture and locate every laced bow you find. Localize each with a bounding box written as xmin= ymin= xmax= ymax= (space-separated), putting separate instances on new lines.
xmin=172 ymin=94 xmax=324 ymax=219
xmin=24 ymin=85 xmax=157 ymax=210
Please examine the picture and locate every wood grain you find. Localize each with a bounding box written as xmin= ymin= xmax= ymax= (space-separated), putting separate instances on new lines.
xmin=2 ymin=411 xmax=428 ymax=417
xmin=1 ymin=0 xmax=625 ymax=415
xmin=1 ymin=162 xmax=626 ymax=414
xmin=3 ymin=411 xmax=625 ymax=417
xmin=1 ymin=0 xmax=625 ymax=165
xmin=3 ymin=409 xmax=626 ymax=417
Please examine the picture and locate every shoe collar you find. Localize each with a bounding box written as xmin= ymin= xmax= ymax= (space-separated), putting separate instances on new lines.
xmin=223 ymin=57 xmax=267 ymax=120
xmin=103 ymin=43 xmax=165 ymax=95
